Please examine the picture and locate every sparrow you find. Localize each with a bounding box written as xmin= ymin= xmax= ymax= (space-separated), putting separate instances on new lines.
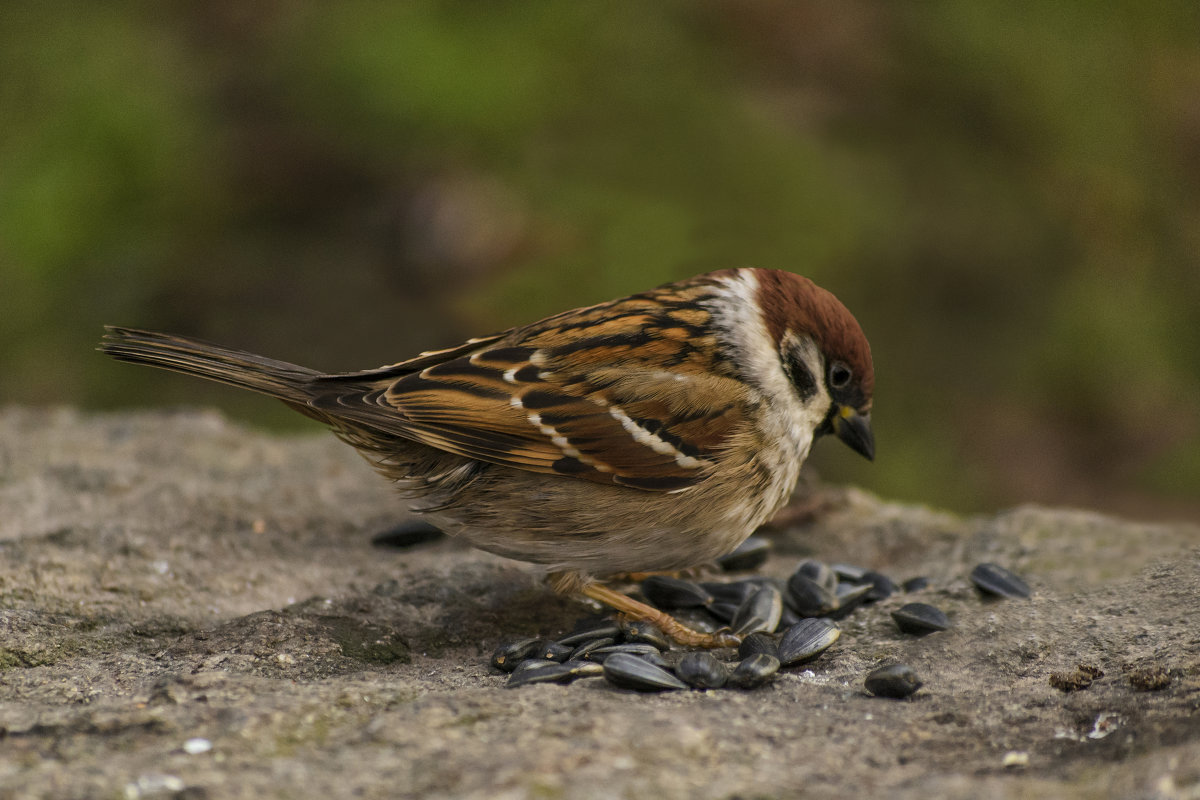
xmin=100 ymin=268 xmax=874 ymax=647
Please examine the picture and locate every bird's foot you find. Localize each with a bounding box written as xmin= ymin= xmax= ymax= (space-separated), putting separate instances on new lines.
xmin=604 ymin=567 xmax=706 ymax=583
xmin=579 ymin=582 xmax=740 ymax=649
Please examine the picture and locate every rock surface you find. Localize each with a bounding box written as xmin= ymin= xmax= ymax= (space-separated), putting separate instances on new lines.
xmin=0 ymin=408 xmax=1197 ymax=800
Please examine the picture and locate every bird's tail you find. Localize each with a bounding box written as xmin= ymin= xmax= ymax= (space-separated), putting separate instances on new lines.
xmin=99 ymin=326 xmax=320 ymax=405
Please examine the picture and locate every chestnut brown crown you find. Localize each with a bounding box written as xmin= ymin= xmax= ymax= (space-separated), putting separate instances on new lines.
xmin=754 ymin=270 xmax=873 ymax=410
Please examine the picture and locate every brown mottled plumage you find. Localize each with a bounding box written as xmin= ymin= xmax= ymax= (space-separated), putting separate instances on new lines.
xmin=100 ymin=268 xmax=874 ymax=646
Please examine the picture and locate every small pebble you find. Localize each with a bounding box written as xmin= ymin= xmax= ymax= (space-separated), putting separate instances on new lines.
xmin=1049 ymin=663 xmax=1103 ymax=693
xmin=182 ymin=738 xmax=212 ymax=755
xmin=1128 ymin=666 xmax=1171 ymax=692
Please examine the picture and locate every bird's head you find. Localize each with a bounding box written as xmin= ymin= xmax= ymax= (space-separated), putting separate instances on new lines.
xmin=755 ymin=270 xmax=875 ymax=461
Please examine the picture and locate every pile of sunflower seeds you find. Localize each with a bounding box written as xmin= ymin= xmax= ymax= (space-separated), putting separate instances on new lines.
xmin=491 ymin=535 xmax=1031 ymax=698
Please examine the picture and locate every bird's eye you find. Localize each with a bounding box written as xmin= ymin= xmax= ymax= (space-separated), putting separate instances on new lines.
xmin=829 ymin=362 xmax=852 ymax=390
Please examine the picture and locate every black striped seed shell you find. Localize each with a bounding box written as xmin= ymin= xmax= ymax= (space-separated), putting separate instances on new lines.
xmin=731 ymin=584 xmax=783 ymax=636
xmin=727 ymin=654 xmax=781 ymax=689
xmin=777 ymin=618 xmax=840 ymax=666
xmin=891 ymin=603 xmax=950 ymax=635
xmin=676 ymin=652 xmax=729 ymax=689
xmin=640 ymin=576 xmax=714 ymax=609
xmin=865 ymin=663 xmax=923 ymax=698
xmin=785 ymin=573 xmax=839 ymax=617
xmin=970 ymin=563 xmax=1031 ymax=598
xmin=506 ymin=659 xmax=604 ymax=688
xmin=738 ymin=631 xmax=780 ymax=660
xmin=490 ymin=638 xmax=543 ymax=673
xmin=603 ymin=653 xmax=688 ymax=692
xmin=717 ymin=536 xmax=771 ymax=571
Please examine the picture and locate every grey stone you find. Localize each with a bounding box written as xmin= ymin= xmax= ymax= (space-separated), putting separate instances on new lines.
xmin=1 ymin=408 xmax=1197 ymax=799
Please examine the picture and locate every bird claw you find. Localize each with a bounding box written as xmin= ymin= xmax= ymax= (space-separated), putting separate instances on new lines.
xmin=579 ymin=582 xmax=742 ymax=649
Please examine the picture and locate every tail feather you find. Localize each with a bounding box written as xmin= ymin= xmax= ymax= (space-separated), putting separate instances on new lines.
xmin=99 ymin=326 xmax=319 ymax=404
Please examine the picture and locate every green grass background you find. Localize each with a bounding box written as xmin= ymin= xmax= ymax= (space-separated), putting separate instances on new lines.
xmin=3 ymin=1 xmax=1198 ymax=519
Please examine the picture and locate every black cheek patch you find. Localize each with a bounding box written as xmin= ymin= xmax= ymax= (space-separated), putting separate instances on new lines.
xmin=787 ymin=355 xmax=817 ymax=402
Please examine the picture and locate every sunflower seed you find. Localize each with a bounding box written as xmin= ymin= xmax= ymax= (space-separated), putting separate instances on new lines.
xmin=717 ymin=536 xmax=771 ymax=571
xmin=832 ymin=562 xmax=870 ymax=582
xmin=828 ymin=582 xmax=874 ymax=620
xmin=970 ymin=563 xmax=1031 ymax=598
xmin=731 ymin=584 xmax=783 ymax=636
xmin=891 ymin=602 xmax=950 ymax=635
xmin=568 ymin=637 xmax=617 ymax=661
xmin=727 ymin=654 xmax=780 ymax=689
xmin=640 ymin=576 xmax=713 ymax=609
xmin=506 ymin=658 xmax=565 ymax=683
xmin=706 ymin=601 xmax=740 ymax=624
xmin=535 ymin=640 xmax=575 ymax=662
xmin=785 ymin=572 xmax=839 ymax=617
xmin=602 ymin=653 xmax=688 ymax=692
xmin=619 ymin=620 xmax=671 ymax=650
xmin=676 ymin=652 xmax=729 ymax=689
xmin=556 ymin=619 xmax=623 ymax=646
xmin=796 ymin=560 xmax=837 ymax=592
xmin=777 ymin=618 xmax=840 ymax=666
xmin=587 ymin=643 xmax=664 ymax=661
xmin=490 ymin=638 xmax=543 ymax=673
xmin=737 ymin=631 xmax=780 ymax=660
xmin=861 ymin=571 xmax=897 ymax=602
xmin=506 ymin=659 xmax=604 ymax=688
xmin=701 ymin=579 xmax=763 ymax=606
xmin=864 ymin=663 xmax=922 ymax=698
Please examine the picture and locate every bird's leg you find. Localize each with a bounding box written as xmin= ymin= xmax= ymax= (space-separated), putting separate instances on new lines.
xmin=546 ymin=571 xmax=739 ymax=649
xmin=580 ymin=583 xmax=739 ymax=648
xmin=604 ymin=567 xmax=707 ymax=583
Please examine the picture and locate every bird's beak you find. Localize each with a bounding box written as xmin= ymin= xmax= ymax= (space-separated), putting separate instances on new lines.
xmin=833 ymin=406 xmax=874 ymax=461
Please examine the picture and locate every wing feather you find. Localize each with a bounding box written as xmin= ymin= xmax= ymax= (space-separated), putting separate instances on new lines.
xmin=308 ymin=276 xmax=748 ymax=490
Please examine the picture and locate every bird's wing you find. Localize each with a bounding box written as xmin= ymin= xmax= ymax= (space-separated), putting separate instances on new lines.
xmin=308 ymin=281 xmax=747 ymax=490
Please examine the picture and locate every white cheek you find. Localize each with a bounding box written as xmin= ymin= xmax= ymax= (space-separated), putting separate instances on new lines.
xmin=705 ymin=270 xmax=831 ymax=442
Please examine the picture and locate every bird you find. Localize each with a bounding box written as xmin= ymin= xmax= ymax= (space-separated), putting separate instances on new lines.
xmin=100 ymin=268 xmax=874 ymax=647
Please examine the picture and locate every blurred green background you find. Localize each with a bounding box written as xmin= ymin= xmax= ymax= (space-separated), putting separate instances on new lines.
xmin=3 ymin=1 xmax=1198 ymax=521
